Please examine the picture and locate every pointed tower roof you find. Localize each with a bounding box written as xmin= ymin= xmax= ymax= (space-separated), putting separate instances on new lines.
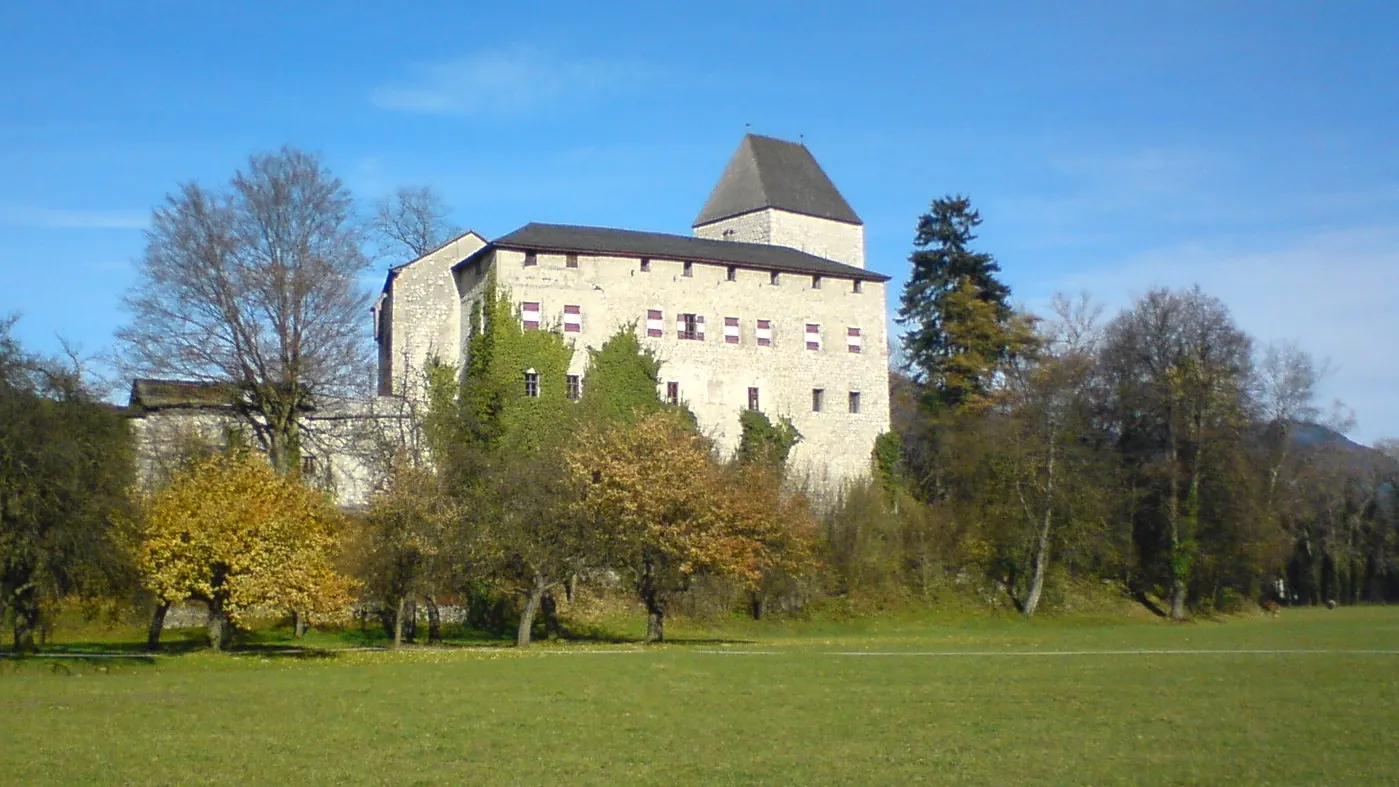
xmin=693 ymin=134 xmax=862 ymax=228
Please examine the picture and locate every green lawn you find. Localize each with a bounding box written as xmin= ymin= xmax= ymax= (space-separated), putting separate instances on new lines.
xmin=3 ymin=608 xmax=1398 ymax=785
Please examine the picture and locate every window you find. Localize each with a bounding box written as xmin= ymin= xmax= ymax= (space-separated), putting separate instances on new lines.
xmin=646 ymin=309 xmax=664 ymax=338
xmin=853 ymin=279 xmax=862 ymax=293
xmin=666 ymin=381 xmax=679 ymax=406
xmin=522 ymin=302 xmax=541 ymax=330
xmin=301 ymin=454 xmax=317 ymax=476
xmin=726 ymin=265 xmax=737 ymax=282
xmin=564 ymin=304 xmax=581 ymax=333
xmin=756 ymin=319 xmax=773 ymax=347
xmin=678 ymin=313 xmax=702 ymax=340
xmin=748 ymin=387 xmax=760 ymax=411
xmin=812 ymin=275 xmax=822 ymax=290
xmin=640 ymin=257 xmax=651 ymax=272
xmin=683 ymin=261 xmax=694 ymax=277
xmin=566 ymin=374 xmax=581 ymax=401
xmin=806 ymin=323 xmax=822 ymax=351
xmin=812 ymin=388 xmax=824 ymax=412
xmin=724 ymin=316 xmax=740 ymax=344
xmin=566 ymin=253 xmax=578 ymax=269
xmin=848 ymin=391 xmax=861 ymax=413
xmin=524 ymin=371 xmax=539 ymax=398
xmin=524 ymin=251 xmax=537 ymax=267
xmin=847 ymin=327 xmax=863 ymax=353
xmin=770 ymin=271 xmax=780 ymax=286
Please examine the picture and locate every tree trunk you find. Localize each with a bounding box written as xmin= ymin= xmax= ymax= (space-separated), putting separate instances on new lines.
xmin=640 ymin=558 xmax=665 ymax=643
xmin=392 ymin=595 xmax=406 ymax=650
xmin=1166 ymin=399 xmax=1187 ymax=621
xmin=147 ymin=602 xmax=169 ymax=652
xmin=565 ymin=573 xmax=578 ymax=603
xmin=750 ymin=591 xmax=766 ymax=621
xmin=1023 ymin=421 xmax=1058 ymax=619
xmin=292 ymin=610 xmax=308 ymax=639
xmin=206 ymin=602 xmax=228 ymax=652
xmin=516 ymin=578 xmax=546 ymax=648
xmin=424 ymin=596 xmax=441 ymax=643
xmin=10 ymin=588 xmax=40 ymax=653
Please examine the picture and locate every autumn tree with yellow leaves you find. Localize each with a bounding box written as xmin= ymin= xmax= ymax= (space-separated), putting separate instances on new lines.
xmin=567 ymin=410 xmax=818 ymax=642
xmin=133 ymin=452 xmax=356 ymax=650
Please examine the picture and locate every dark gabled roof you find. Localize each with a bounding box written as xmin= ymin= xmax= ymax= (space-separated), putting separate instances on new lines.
xmin=693 ymin=134 xmax=862 ymax=228
xmin=128 ymin=378 xmax=238 ymax=412
xmin=470 ymin=222 xmax=888 ymax=282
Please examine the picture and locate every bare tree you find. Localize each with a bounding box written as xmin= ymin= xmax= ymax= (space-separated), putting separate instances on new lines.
xmin=372 ymin=186 xmax=460 ymax=262
xmin=119 ymin=146 xmax=371 ymax=475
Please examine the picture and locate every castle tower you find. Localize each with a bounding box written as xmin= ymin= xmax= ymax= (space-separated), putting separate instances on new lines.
xmin=692 ymin=134 xmax=865 ymax=269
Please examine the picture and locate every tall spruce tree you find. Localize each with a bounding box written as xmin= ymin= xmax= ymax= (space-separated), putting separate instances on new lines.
xmin=897 ymin=196 xmax=1017 ymax=407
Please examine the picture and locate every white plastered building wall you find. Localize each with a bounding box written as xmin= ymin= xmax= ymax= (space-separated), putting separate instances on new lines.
xmin=693 ymin=208 xmax=866 ymax=272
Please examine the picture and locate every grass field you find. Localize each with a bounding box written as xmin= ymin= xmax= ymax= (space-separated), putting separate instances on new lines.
xmin=3 ymin=607 xmax=1398 ymax=785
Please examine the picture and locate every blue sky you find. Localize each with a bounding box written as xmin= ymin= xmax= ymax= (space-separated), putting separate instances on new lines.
xmin=1 ymin=1 xmax=1395 ymax=443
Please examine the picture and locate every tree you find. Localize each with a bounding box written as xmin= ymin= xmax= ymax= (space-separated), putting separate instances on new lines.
xmin=372 ymin=186 xmax=460 ymax=262
xmin=578 ymin=325 xmax=665 ymax=425
xmin=0 ymin=319 xmax=135 ymax=651
xmin=1101 ymin=287 xmax=1254 ymax=619
xmin=134 ymin=452 xmax=356 ymax=650
xmin=365 ymin=457 xmax=451 ymax=648
xmin=736 ymin=409 xmax=801 ymax=472
xmin=567 ymin=410 xmax=812 ymax=642
xmin=119 ymin=146 xmax=371 ymax=476
xmin=897 ymin=196 xmax=1020 ymax=406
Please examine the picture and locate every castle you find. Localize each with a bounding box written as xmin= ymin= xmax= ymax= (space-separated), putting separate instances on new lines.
xmin=374 ymin=133 xmax=891 ymax=488
xmin=129 ymin=134 xmax=891 ymax=504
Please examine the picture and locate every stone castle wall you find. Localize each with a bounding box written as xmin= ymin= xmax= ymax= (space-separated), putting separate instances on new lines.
xmin=466 ymin=248 xmax=890 ymax=490
xmin=377 ymin=233 xmax=486 ymax=397
xmin=694 ymin=208 xmax=866 ymax=270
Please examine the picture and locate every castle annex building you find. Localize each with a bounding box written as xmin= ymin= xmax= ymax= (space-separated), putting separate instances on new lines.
xmin=376 ymin=134 xmax=891 ymax=488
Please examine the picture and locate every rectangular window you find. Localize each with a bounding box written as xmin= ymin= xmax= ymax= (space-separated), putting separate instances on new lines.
xmin=726 ymin=266 xmax=737 ymax=282
xmin=848 ymin=391 xmax=861 ymax=413
xmin=301 ymin=454 xmax=317 ymax=476
xmin=678 ymin=313 xmax=701 ymax=340
xmin=806 ymin=323 xmax=821 ymax=351
xmin=524 ymin=251 xmax=538 ymax=267
xmin=640 ymin=257 xmax=651 ymax=272
xmin=748 ymin=387 xmax=760 ymax=411
xmin=566 ymin=253 xmax=578 ymax=269
xmin=522 ymin=302 xmax=541 ymax=331
xmin=847 ymin=327 xmax=862 ymax=353
xmin=812 ymin=388 xmax=824 ymax=412
xmin=646 ymin=308 xmax=664 ymax=338
xmin=724 ymin=316 xmax=740 ymax=344
xmin=757 ymin=319 xmax=772 ymax=347
xmin=666 ymin=381 xmax=679 ymax=406
xmin=812 ymin=275 xmax=822 ymax=289
xmin=564 ymin=304 xmax=582 ymax=333
xmin=683 ymin=261 xmax=694 ymax=277
xmin=770 ymin=271 xmax=780 ymax=286
xmin=524 ymin=371 xmax=539 ymax=398
xmin=566 ymin=374 xmax=581 ymax=401
xmin=852 ymin=279 xmax=862 ymax=293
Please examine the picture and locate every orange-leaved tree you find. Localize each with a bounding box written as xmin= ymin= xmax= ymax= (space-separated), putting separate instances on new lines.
xmin=133 ymin=452 xmax=357 ymax=650
xmin=567 ymin=410 xmax=817 ymax=642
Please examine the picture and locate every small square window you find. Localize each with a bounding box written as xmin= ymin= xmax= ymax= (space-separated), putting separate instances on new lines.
xmin=666 ymin=381 xmax=679 ymax=406
xmin=812 ymin=388 xmax=824 ymax=413
xmin=680 ymin=313 xmax=700 ymax=340
xmin=524 ymin=251 xmax=538 ymax=267
xmin=524 ymin=371 xmax=539 ymax=398
xmin=683 ymin=261 xmax=693 ymax=278
xmin=747 ymin=387 xmax=760 ymax=411
xmin=726 ymin=266 xmax=737 ymax=282
xmin=770 ymin=271 xmax=780 ymax=286
xmin=853 ymin=280 xmax=862 ymax=293
xmin=812 ymin=275 xmax=822 ymax=289
xmin=566 ymin=253 xmax=578 ymax=269
xmin=640 ymin=258 xmax=651 ymax=272
xmin=848 ymin=391 xmax=861 ymax=413
xmin=566 ymin=374 xmax=581 ymax=401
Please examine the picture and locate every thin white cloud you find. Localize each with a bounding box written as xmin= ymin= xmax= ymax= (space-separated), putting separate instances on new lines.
xmin=370 ymin=48 xmax=647 ymax=117
xmin=1037 ymin=225 xmax=1399 ymax=442
xmin=0 ymin=206 xmax=147 ymax=230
